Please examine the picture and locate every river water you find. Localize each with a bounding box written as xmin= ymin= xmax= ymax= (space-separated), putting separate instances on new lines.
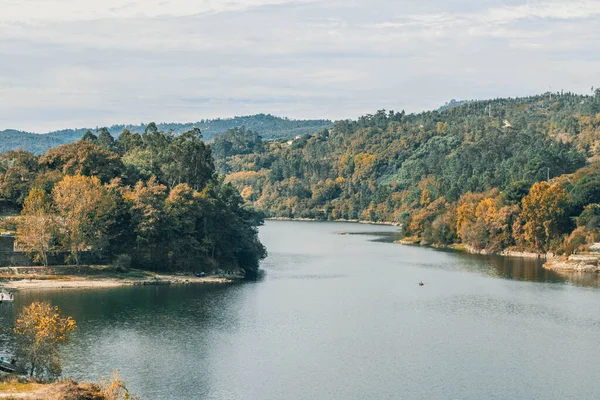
xmin=1 ymin=220 xmax=600 ymax=399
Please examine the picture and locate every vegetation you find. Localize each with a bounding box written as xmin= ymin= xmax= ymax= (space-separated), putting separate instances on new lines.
xmin=0 ymin=370 xmax=139 ymax=399
xmin=0 ymin=114 xmax=332 ymax=154
xmin=216 ymin=90 xmax=600 ymax=255
xmin=13 ymin=302 xmax=77 ymax=378
xmin=1 ymin=126 xmax=266 ymax=277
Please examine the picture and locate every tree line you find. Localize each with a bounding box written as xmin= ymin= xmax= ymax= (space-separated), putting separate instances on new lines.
xmin=0 ymin=124 xmax=266 ymax=277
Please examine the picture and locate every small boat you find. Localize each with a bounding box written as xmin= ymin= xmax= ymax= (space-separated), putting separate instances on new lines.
xmin=0 ymin=289 xmax=14 ymax=303
xmin=418 ymin=281 xmax=425 ymax=286
xmin=338 ymin=229 xmax=348 ymax=235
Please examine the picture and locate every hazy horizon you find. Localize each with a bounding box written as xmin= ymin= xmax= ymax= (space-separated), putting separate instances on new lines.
xmin=2 ymin=0 xmax=599 ymax=132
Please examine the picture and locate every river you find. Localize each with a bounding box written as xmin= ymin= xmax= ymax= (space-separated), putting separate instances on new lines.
xmin=1 ymin=220 xmax=600 ymax=399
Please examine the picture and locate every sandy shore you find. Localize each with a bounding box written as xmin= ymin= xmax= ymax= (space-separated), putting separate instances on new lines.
xmin=1 ymin=274 xmax=236 ymax=291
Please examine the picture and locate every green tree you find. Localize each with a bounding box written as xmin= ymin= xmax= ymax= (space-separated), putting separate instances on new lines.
xmin=96 ymin=127 xmax=115 ymax=150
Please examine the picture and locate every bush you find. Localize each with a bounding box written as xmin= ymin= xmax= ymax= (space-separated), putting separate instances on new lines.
xmin=112 ymin=254 xmax=132 ymax=271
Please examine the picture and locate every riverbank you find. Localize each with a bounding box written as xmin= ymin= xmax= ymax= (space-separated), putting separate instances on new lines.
xmin=266 ymin=217 xmax=401 ymax=226
xmin=395 ymin=236 xmax=600 ymax=274
xmin=396 ymin=237 xmax=553 ymax=259
xmin=0 ymin=265 xmax=239 ymax=291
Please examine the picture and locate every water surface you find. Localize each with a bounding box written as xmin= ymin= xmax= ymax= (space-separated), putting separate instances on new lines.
xmin=1 ymin=220 xmax=600 ymax=399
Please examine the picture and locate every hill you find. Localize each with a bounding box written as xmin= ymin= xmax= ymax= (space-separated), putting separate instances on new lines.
xmin=218 ymin=90 xmax=600 ymax=255
xmin=0 ymin=114 xmax=332 ymax=154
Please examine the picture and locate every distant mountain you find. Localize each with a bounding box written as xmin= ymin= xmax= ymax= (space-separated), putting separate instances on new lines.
xmin=0 ymin=114 xmax=333 ymax=154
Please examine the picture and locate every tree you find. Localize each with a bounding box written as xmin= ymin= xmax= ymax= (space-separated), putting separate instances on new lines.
xmin=81 ymin=130 xmax=97 ymax=142
xmin=0 ymin=150 xmax=41 ymax=206
xmin=577 ymin=203 xmax=600 ymax=230
xmin=502 ymin=180 xmax=530 ymax=205
xmin=125 ymin=177 xmax=167 ymax=252
xmin=16 ymin=188 xmax=57 ymax=266
xmin=97 ymin=127 xmax=115 ymax=150
xmin=99 ymin=369 xmax=140 ymax=400
xmin=13 ymin=302 xmax=76 ymax=378
xmin=115 ymin=129 xmax=142 ymax=155
xmin=40 ymin=141 xmax=124 ymax=183
xmin=52 ymin=175 xmax=117 ymax=264
xmin=165 ymin=183 xmax=203 ymax=270
xmin=521 ymin=182 xmax=570 ymax=251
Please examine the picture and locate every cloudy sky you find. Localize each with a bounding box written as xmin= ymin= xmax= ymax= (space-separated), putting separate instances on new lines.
xmin=1 ymin=0 xmax=599 ymax=132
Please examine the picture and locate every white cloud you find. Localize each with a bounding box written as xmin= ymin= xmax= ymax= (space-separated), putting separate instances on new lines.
xmin=0 ymin=0 xmax=324 ymax=22
xmin=0 ymin=0 xmax=599 ymax=132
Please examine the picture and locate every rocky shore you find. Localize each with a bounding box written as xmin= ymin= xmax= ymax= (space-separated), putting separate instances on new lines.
xmin=543 ymin=254 xmax=600 ymax=273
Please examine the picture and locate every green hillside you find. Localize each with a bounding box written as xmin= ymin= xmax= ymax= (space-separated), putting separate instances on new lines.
xmin=219 ymin=90 xmax=600 ymax=254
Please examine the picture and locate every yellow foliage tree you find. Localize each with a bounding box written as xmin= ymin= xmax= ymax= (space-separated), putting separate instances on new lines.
xmin=13 ymin=302 xmax=76 ymax=378
xmin=16 ymin=188 xmax=57 ymax=266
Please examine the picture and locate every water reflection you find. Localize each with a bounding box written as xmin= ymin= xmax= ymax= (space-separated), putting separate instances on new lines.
xmin=352 ymin=226 xmax=600 ymax=287
xmin=1 ymin=221 xmax=600 ymax=400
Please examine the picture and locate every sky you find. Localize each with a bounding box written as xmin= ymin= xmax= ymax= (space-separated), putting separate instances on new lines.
xmin=1 ymin=0 xmax=599 ymax=132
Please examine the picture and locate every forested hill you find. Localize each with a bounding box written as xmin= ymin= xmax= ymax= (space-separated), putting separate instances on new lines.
xmin=0 ymin=114 xmax=332 ymax=154
xmin=219 ymin=90 xmax=600 ymax=255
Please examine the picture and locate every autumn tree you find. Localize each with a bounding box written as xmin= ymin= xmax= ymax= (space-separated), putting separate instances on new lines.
xmin=16 ymin=188 xmax=57 ymax=266
xmin=52 ymin=175 xmax=117 ymax=264
xmin=520 ymin=182 xmax=570 ymax=251
xmin=14 ymin=302 xmax=76 ymax=378
xmin=40 ymin=141 xmax=124 ymax=183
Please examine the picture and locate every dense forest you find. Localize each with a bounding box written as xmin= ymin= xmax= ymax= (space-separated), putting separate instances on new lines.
xmin=0 ymin=124 xmax=266 ymax=277
xmin=218 ymin=90 xmax=600 ymax=255
xmin=0 ymin=114 xmax=332 ymax=154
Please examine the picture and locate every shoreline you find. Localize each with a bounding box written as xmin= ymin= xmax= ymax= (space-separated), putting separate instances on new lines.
xmin=266 ymin=217 xmax=401 ymax=226
xmin=0 ymin=267 xmax=238 ymax=291
xmin=542 ymin=255 xmax=600 ymax=273
xmin=396 ymin=237 xmax=600 ymax=273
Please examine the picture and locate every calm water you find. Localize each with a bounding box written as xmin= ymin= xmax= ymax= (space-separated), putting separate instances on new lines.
xmin=2 ymin=220 xmax=600 ymax=399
